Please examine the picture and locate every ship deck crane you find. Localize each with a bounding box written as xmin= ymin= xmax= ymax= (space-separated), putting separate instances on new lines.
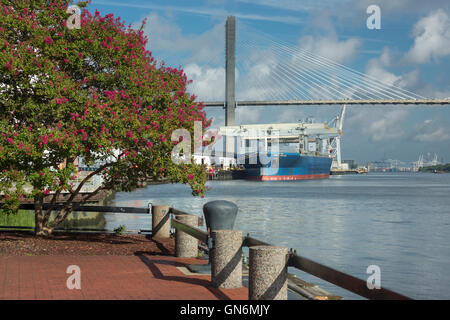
xmin=333 ymin=105 xmax=347 ymax=170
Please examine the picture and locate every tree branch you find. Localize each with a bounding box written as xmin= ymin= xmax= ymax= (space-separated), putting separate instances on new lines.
xmin=50 ymin=179 xmax=114 ymax=228
xmin=49 ymin=162 xmax=112 ymax=227
xmin=43 ymin=158 xmax=75 ymax=224
xmin=43 ymin=188 xmax=62 ymax=225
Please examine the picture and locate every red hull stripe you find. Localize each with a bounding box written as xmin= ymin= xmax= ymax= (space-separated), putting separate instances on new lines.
xmin=247 ymin=173 xmax=330 ymax=181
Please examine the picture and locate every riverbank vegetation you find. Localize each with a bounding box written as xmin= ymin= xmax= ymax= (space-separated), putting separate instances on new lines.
xmin=419 ymin=163 xmax=450 ymax=173
xmin=0 ymin=210 xmax=106 ymax=230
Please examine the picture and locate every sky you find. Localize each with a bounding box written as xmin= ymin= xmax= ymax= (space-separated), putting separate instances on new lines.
xmin=89 ymin=0 xmax=450 ymax=163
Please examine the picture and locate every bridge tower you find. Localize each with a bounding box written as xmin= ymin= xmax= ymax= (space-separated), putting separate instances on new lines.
xmin=225 ymin=16 xmax=236 ymax=157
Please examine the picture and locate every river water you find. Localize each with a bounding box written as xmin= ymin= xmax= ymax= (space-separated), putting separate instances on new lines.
xmin=104 ymin=172 xmax=450 ymax=300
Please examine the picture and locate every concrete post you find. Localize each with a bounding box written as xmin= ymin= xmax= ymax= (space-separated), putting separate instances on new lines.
xmin=175 ymin=214 xmax=199 ymax=258
xmin=249 ymin=245 xmax=288 ymax=300
xmin=152 ymin=205 xmax=170 ymax=240
xmin=211 ymin=230 xmax=242 ymax=289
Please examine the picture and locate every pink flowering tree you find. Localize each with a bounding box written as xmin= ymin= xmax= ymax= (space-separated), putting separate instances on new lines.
xmin=0 ymin=0 xmax=212 ymax=235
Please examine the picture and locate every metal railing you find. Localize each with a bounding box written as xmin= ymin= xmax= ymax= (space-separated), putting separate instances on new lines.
xmin=168 ymin=207 xmax=412 ymax=300
xmin=10 ymin=203 xmax=151 ymax=214
xmin=0 ymin=204 xmax=203 ymax=233
xmin=170 ymin=217 xmax=208 ymax=244
xmin=0 ymin=203 xmax=151 ymax=233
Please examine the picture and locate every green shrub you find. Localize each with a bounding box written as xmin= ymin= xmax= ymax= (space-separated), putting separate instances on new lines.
xmin=114 ymin=225 xmax=127 ymax=235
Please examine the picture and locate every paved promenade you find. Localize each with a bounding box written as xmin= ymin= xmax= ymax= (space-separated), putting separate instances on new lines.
xmin=0 ymin=255 xmax=248 ymax=300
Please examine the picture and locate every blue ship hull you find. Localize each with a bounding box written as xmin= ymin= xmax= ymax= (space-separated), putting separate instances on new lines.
xmin=243 ymin=153 xmax=332 ymax=181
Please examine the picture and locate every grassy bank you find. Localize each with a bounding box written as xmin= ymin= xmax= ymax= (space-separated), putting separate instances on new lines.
xmin=0 ymin=210 xmax=107 ymax=230
xmin=0 ymin=210 xmax=35 ymax=227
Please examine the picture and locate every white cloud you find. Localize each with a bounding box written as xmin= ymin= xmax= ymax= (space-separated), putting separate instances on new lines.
xmin=351 ymin=0 xmax=450 ymax=16
xmin=368 ymin=110 xmax=409 ymax=141
xmin=420 ymin=87 xmax=450 ymax=99
xmin=365 ymin=65 xmax=401 ymax=88
xmin=236 ymin=60 xmax=290 ymax=100
xmin=365 ymin=48 xmax=402 ymax=86
xmin=347 ymin=108 xmax=409 ymax=142
xmin=415 ymin=127 xmax=450 ymax=142
xmin=185 ymin=64 xmax=225 ymax=101
xmin=404 ymin=9 xmax=450 ymax=64
xmin=413 ymin=120 xmax=450 ymax=142
xmin=365 ymin=47 xmax=424 ymax=96
xmin=364 ymin=47 xmax=450 ymax=99
xmin=274 ymin=108 xmax=307 ymax=123
xmin=185 ymin=61 xmax=288 ymax=104
xmin=297 ymin=35 xmax=361 ymax=64
xmin=236 ymin=0 xmax=344 ymax=12
xmin=236 ymin=107 xmax=263 ymax=124
xmin=139 ymin=13 xmax=223 ymax=65
xmin=100 ymin=0 xmax=302 ymax=24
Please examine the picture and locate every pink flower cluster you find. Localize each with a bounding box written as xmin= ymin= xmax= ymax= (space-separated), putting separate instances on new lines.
xmin=40 ymin=135 xmax=50 ymax=145
xmin=44 ymin=36 xmax=53 ymax=44
xmin=56 ymin=97 xmax=68 ymax=104
xmin=104 ymin=90 xmax=117 ymax=98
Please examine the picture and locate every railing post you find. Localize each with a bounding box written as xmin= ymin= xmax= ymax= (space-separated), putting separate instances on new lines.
xmin=211 ymin=230 xmax=243 ymax=289
xmin=175 ymin=214 xmax=199 ymax=258
xmin=152 ymin=205 xmax=170 ymax=240
xmin=249 ymin=245 xmax=288 ymax=300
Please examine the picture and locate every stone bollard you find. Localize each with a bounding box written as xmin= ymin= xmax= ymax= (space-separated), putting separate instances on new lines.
xmin=211 ymin=230 xmax=243 ymax=289
xmin=203 ymin=200 xmax=238 ymax=232
xmin=175 ymin=214 xmax=199 ymax=258
xmin=152 ymin=205 xmax=170 ymax=240
xmin=249 ymin=245 xmax=288 ymax=300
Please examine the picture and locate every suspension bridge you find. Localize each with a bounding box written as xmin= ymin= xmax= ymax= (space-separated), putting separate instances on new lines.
xmin=186 ymin=16 xmax=449 ymax=163
xmin=189 ymin=16 xmax=449 ymax=111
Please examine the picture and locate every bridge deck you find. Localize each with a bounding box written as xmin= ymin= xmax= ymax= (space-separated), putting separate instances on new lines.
xmin=204 ymin=99 xmax=450 ymax=107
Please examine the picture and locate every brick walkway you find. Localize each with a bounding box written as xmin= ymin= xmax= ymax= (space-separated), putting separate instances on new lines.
xmin=0 ymin=255 xmax=248 ymax=300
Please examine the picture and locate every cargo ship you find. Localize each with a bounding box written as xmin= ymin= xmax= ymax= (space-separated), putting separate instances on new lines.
xmin=243 ymin=153 xmax=333 ymax=181
xmin=220 ymin=118 xmax=342 ymax=181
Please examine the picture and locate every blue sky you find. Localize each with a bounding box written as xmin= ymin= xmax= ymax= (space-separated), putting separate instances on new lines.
xmin=89 ymin=0 xmax=450 ymax=163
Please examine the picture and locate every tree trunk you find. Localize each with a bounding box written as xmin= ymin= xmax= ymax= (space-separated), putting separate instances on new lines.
xmin=34 ymin=210 xmax=53 ymax=236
